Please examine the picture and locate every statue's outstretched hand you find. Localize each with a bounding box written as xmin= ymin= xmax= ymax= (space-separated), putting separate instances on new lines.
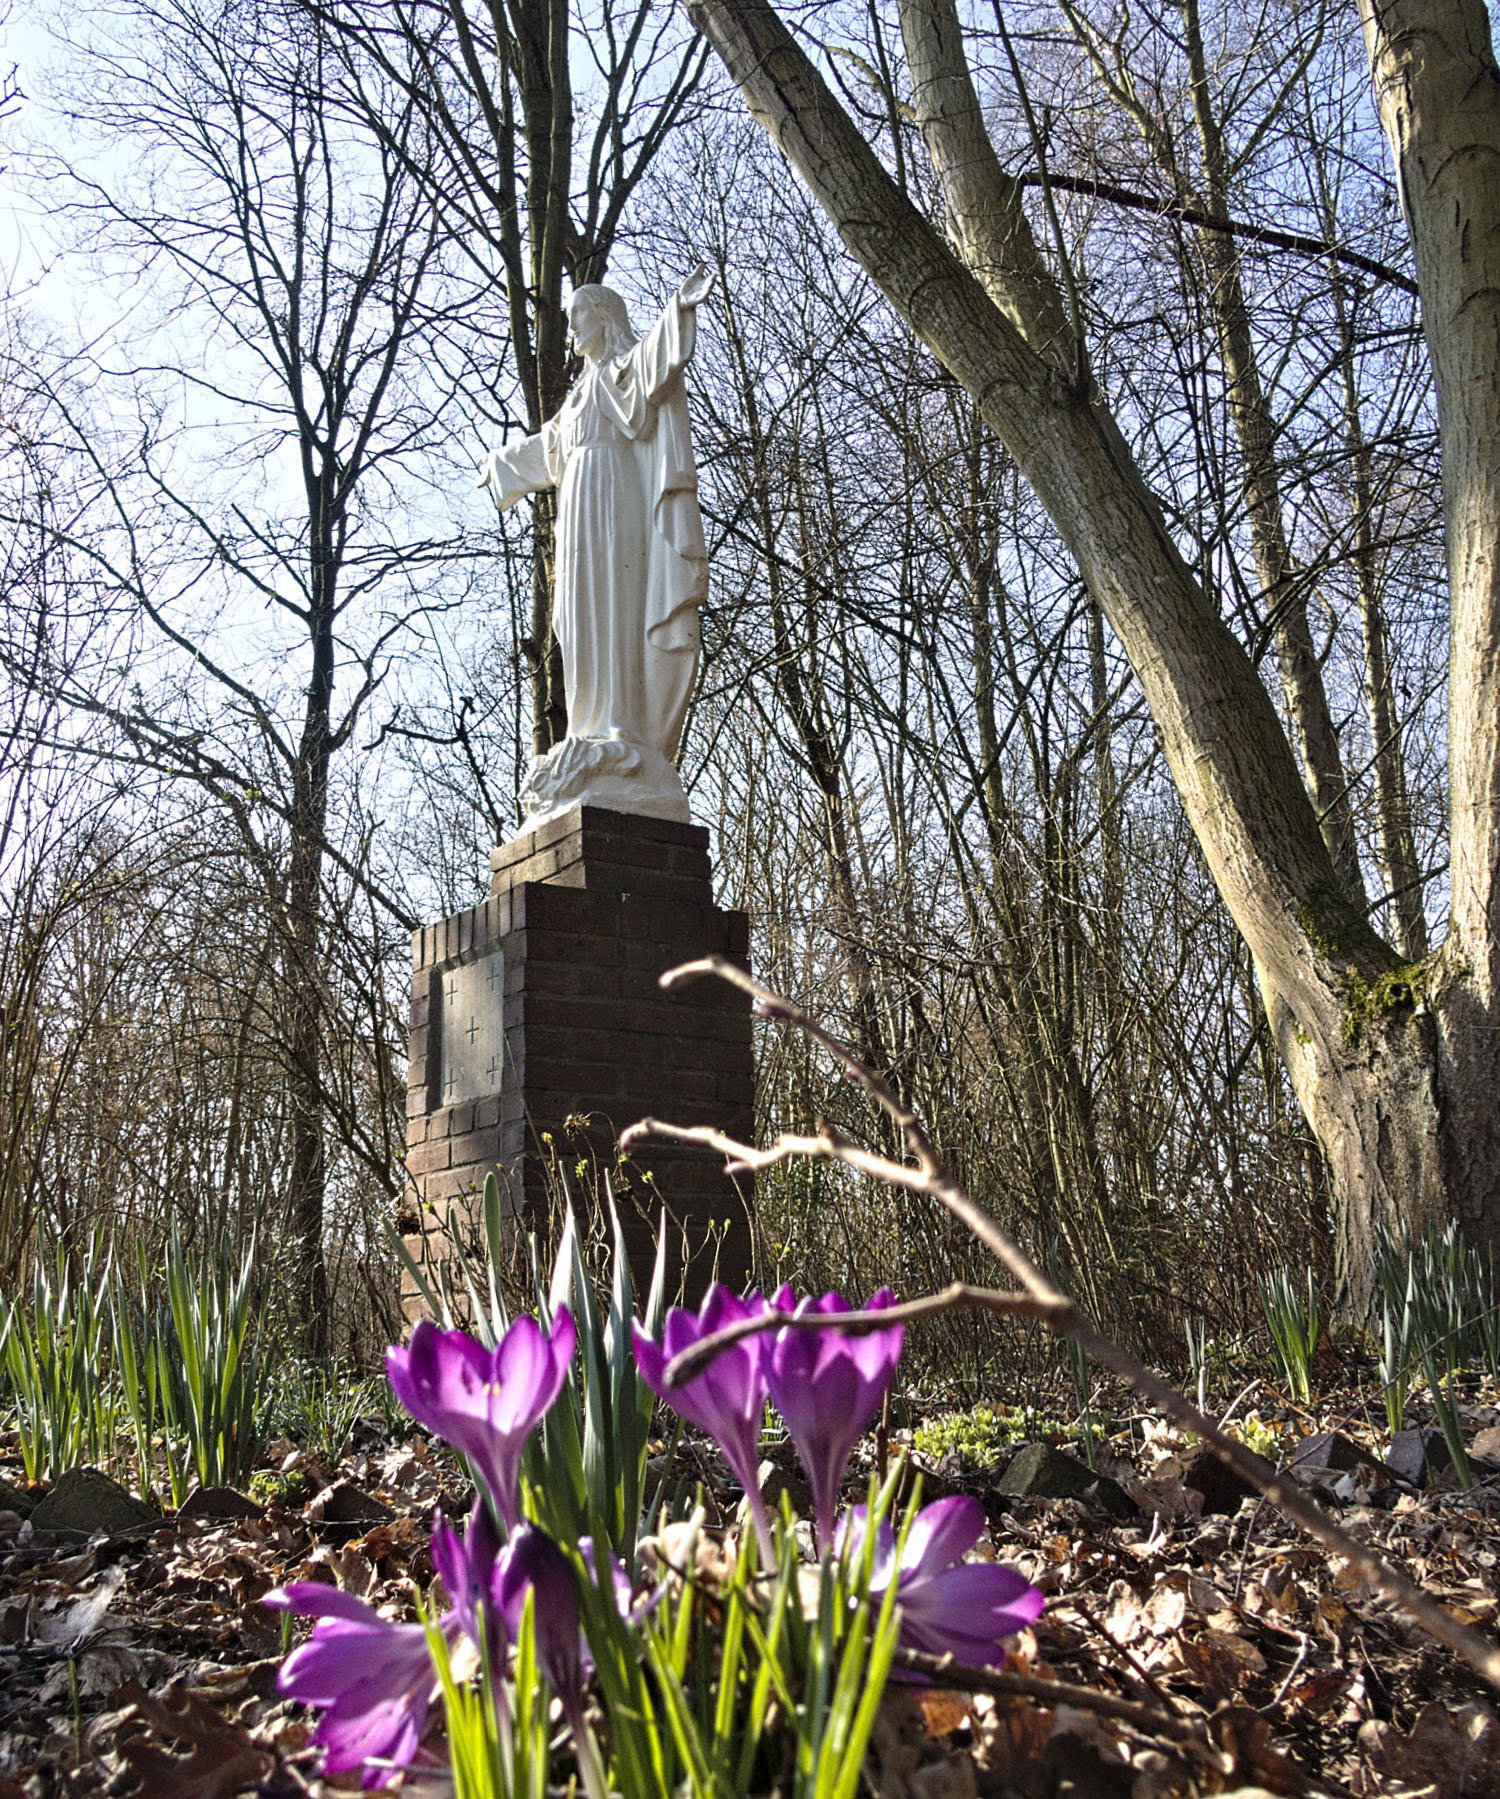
xmin=475 ymin=443 xmax=510 ymax=500
xmin=677 ymin=262 xmax=716 ymax=309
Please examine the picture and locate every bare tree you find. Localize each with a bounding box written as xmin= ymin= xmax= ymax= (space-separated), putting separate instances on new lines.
xmin=664 ymin=123 xmax=1301 ymax=1350
xmin=682 ymin=0 xmax=1500 ymax=1305
xmin=23 ymin=0 xmax=468 ymax=1347
xmin=1056 ymin=0 xmax=1361 ymax=890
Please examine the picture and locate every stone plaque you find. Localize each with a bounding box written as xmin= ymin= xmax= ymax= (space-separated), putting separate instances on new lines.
xmin=438 ymin=954 xmax=505 ymax=1106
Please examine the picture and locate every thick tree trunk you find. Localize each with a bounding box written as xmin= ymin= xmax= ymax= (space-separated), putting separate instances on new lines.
xmin=684 ymin=0 xmax=1500 ymax=1307
xmin=1357 ymin=0 xmax=1500 ymax=1247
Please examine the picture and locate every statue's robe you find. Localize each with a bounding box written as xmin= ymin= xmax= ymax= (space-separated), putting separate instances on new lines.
xmin=482 ymin=295 xmax=708 ymax=760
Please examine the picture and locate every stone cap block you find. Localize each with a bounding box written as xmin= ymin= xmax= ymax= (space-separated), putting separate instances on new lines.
xmin=490 ymin=806 xmax=714 ymax=900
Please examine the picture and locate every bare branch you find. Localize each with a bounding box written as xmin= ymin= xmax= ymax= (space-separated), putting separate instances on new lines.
xmin=651 ymin=1283 xmax=1065 ymax=1386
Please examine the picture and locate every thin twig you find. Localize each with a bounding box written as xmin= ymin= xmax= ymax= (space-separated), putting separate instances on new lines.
xmin=1057 ymin=1596 xmax=1188 ymax=1719
xmin=889 ymin=1646 xmax=1197 ymax=1740
xmin=625 ymin=958 xmax=1500 ymax=1694
xmin=1267 ymin=1627 xmax=1313 ymax=1712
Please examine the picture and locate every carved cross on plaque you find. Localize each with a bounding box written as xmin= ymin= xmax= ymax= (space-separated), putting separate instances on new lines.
xmin=436 ymin=953 xmax=505 ymax=1106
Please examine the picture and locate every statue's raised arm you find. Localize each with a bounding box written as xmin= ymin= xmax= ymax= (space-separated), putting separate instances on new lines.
xmin=676 ymin=262 xmax=715 ymax=309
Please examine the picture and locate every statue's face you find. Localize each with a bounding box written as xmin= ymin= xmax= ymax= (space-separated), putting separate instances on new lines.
xmin=569 ymin=293 xmax=607 ymax=362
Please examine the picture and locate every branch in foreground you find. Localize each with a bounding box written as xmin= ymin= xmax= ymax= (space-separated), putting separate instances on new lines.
xmin=643 ymin=1283 xmax=1066 ymax=1385
xmin=1019 ymin=171 xmax=1419 ymax=297
xmin=889 ymin=1647 xmax=1197 ymax=1742
xmin=622 ymin=956 xmax=1500 ymax=1694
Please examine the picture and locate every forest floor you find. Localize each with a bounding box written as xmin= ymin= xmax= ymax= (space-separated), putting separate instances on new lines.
xmin=0 ymin=1375 xmax=1497 ymax=1799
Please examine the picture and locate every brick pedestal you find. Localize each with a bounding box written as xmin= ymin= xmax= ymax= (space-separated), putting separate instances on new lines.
xmin=402 ymin=808 xmax=754 ymax=1314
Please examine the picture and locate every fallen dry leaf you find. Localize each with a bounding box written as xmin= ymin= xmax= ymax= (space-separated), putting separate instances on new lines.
xmin=1358 ymin=1701 xmax=1500 ymax=1798
xmin=114 ymin=1683 xmax=273 ymax=1799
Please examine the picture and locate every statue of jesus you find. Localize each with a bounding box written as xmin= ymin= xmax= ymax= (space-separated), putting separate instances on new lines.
xmin=478 ymin=267 xmax=715 ymax=837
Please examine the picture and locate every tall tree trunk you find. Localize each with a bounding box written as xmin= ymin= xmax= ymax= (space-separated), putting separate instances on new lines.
xmin=287 ymin=594 xmax=333 ymax=1356
xmin=1331 ymin=274 xmax=1428 ymax=958
xmin=1179 ymin=0 xmax=1363 ymax=893
xmin=1358 ymin=0 xmax=1500 ymax=1245
xmin=684 ymin=0 xmax=1500 ymax=1308
xmin=516 ymin=0 xmax=573 ymax=753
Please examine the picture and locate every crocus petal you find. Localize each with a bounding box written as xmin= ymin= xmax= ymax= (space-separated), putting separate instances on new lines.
xmin=431 ymin=1501 xmax=506 ymax=1653
xmin=497 ymin=1524 xmax=582 ymax=1707
xmin=899 ymin=1495 xmax=985 ymax=1582
xmin=835 ymin=1506 xmax=899 ymax=1589
xmin=491 ymin=1309 xmax=576 ymax=1432
xmin=429 ymin=1511 xmax=466 ymax=1606
xmin=844 ymin=1496 xmax=1042 ymax=1673
xmin=267 ymin=1584 xmax=437 ymax=1783
xmin=768 ymin=1288 xmax=903 ymax=1546
xmin=636 ymin=1287 xmax=775 ymax=1560
xmin=387 ymin=1321 xmax=490 ymax=1429
xmin=277 ymin=1614 xmax=432 ymax=1707
xmin=919 ymin=1562 xmax=1046 ymax=1634
xmin=899 ymin=1562 xmax=1046 ymax=1662
xmin=314 ymin=1692 xmax=426 ymax=1786
xmin=637 ymin=1287 xmax=767 ymax=1493
xmin=265 ymin=1582 xmax=389 ymax=1626
xmin=631 ymin=1321 xmax=669 ymax=1411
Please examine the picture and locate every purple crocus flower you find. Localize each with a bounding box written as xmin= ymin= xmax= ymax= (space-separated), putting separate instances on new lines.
xmin=839 ymin=1495 xmax=1044 ymax=1670
xmin=766 ymin=1285 xmax=904 ymax=1548
xmin=264 ymin=1583 xmax=440 ymax=1786
xmin=386 ymin=1308 xmax=576 ymax=1530
xmin=633 ymin=1286 xmax=774 ymax=1561
xmin=496 ymin=1525 xmax=611 ymax=1799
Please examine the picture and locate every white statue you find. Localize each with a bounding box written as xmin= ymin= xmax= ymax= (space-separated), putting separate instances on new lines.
xmin=478 ymin=267 xmax=714 ymax=837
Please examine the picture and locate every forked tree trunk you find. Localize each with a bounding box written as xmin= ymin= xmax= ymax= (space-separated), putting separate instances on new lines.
xmin=684 ymin=0 xmax=1500 ymax=1310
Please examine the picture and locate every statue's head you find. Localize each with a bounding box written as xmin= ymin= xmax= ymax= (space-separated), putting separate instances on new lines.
xmin=569 ymin=285 xmax=636 ymax=362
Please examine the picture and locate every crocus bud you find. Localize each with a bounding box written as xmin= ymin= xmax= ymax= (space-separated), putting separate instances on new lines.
xmin=496 ymin=1524 xmax=583 ymax=1709
xmin=633 ymin=1286 xmax=775 ymax=1561
xmin=766 ymin=1286 xmax=903 ymax=1549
